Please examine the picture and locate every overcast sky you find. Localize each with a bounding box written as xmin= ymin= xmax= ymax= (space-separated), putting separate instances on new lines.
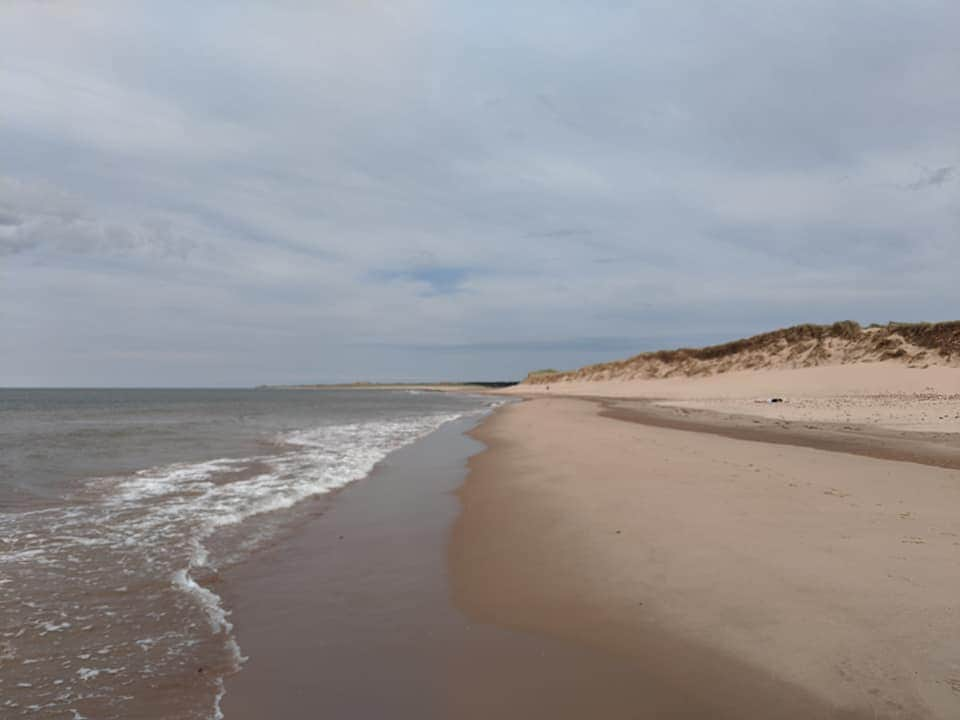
xmin=2 ymin=1 xmax=958 ymax=386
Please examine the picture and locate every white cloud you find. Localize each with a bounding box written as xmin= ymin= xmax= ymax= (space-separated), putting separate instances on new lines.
xmin=1 ymin=0 xmax=959 ymax=384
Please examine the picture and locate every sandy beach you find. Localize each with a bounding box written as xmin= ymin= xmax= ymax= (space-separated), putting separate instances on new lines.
xmin=8 ymin=1 xmax=959 ymax=716
xmin=220 ymin=415 xmax=727 ymax=719
xmin=210 ymin=348 xmax=960 ymax=718
xmin=217 ymin=365 xmax=960 ymax=718
xmin=452 ymin=396 xmax=960 ymax=719
xmin=510 ymin=363 xmax=960 ymax=431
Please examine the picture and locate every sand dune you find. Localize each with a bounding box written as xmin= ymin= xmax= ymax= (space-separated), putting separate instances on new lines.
xmin=524 ymin=322 xmax=960 ymax=384
xmin=511 ymin=323 xmax=960 ymax=431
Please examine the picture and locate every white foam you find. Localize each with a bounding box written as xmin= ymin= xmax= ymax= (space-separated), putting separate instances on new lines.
xmin=40 ymin=621 xmax=71 ymax=633
xmin=171 ymin=570 xmax=230 ymax=637
xmin=86 ymin=666 xmax=121 ymax=680
xmin=212 ymin=677 xmax=226 ymax=720
xmin=2 ymin=402 xmax=495 ymax=720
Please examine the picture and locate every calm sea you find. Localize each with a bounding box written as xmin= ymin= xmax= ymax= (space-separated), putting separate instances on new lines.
xmin=0 ymin=388 xmax=497 ymax=719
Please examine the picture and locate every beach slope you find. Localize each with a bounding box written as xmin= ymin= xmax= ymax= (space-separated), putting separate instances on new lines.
xmin=452 ymin=398 xmax=960 ymax=719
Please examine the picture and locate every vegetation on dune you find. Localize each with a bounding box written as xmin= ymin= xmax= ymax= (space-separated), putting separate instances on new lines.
xmin=522 ymin=321 xmax=960 ymax=384
xmin=891 ymin=321 xmax=960 ymax=356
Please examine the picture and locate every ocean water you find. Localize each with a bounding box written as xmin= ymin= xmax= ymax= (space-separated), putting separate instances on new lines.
xmin=0 ymin=388 xmax=497 ymax=719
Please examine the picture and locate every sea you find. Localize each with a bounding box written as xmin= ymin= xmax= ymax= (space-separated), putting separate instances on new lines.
xmin=0 ymin=388 xmax=499 ymax=719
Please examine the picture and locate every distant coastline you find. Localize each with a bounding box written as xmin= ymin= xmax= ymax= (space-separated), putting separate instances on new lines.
xmin=258 ymin=381 xmax=517 ymax=391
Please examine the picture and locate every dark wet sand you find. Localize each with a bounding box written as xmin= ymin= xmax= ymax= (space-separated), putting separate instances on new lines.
xmin=597 ymin=397 xmax=960 ymax=471
xmin=218 ymin=412 xmax=887 ymax=719
xmin=218 ymin=417 xmax=697 ymax=718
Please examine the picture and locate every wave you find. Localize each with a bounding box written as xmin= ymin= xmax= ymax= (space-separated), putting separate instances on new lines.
xmin=0 ymin=404 xmax=499 ymax=719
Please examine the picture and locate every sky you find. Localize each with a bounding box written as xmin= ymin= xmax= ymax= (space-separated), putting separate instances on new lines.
xmin=1 ymin=1 xmax=958 ymax=386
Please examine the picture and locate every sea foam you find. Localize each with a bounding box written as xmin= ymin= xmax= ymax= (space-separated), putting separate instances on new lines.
xmin=0 ymin=404 xmax=496 ymax=719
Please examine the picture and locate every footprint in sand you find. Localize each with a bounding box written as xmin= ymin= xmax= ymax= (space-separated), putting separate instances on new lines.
xmin=824 ymin=488 xmax=850 ymax=498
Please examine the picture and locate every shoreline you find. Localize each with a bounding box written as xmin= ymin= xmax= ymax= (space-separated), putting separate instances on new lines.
xmin=217 ymin=416 xmax=483 ymax=718
xmin=259 ymin=383 xmax=516 ymax=392
xmin=220 ymin=413 xmax=704 ymax=718
xmin=451 ymin=397 xmax=960 ymax=718
xmin=214 ymin=391 xmax=960 ymax=718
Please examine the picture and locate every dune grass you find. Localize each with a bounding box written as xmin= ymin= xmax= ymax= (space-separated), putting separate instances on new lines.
xmin=523 ymin=321 xmax=960 ymax=384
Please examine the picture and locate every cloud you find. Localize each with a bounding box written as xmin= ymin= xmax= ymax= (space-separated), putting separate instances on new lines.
xmin=0 ymin=177 xmax=198 ymax=259
xmin=1 ymin=1 xmax=959 ymax=385
xmin=907 ymin=166 xmax=955 ymax=190
xmin=375 ymin=266 xmax=474 ymax=296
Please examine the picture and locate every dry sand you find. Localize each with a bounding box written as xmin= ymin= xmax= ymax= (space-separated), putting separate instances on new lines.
xmin=452 ymin=397 xmax=960 ymax=719
xmin=506 ymin=363 xmax=960 ymax=432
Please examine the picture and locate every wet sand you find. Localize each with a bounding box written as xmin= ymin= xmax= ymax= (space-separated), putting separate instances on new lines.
xmin=453 ymin=398 xmax=960 ymax=719
xmin=599 ymin=397 xmax=960 ymax=471
xmin=223 ymin=416 xmax=795 ymax=718
xmin=217 ymin=408 xmax=909 ymax=719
